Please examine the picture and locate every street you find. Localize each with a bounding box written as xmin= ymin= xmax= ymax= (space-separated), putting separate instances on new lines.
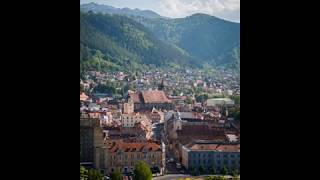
xmin=152 ymin=174 xmax=192 ymax=180
xmin=153 ymin=174 xmax=236 ymax=180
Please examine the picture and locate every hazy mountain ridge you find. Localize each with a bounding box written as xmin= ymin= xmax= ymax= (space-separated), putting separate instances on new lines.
xmin=80 ymin=3 xmax=240 ymax=73
xmin=133 ymin=13 xmax=240 ymax=67
xmin=80 ymin=2 xmax=163 ymax=19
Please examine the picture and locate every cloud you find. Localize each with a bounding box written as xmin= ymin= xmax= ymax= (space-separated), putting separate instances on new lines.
xmin=158 ymin=0 xmax=240 ymax=21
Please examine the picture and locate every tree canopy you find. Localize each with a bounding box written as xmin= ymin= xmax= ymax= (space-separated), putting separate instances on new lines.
xmin=134 ymin=161 xmax=152 ymax=180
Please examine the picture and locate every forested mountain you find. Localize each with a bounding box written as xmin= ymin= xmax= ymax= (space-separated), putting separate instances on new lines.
xmin=134 ymin=13 xmax=240 ymax=68
xmin=80 ymin=2 xmax=163 ymax=19
xmin=80 ymin=12 xmax=194 ymax=75
xmin=80 ymin=4 xmax=240 ymax=74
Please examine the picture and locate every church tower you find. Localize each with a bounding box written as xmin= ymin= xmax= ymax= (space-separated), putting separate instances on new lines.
xmin=123 ymin=98 xmax=134 ymax=114
xmin=158 ymin=78 xmax=165 ymax=91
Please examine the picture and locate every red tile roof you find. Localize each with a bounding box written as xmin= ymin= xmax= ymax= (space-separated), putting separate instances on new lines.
xmin=141 ymin=90 xmax=171 ymax=103
xmin=177 ymin=125 xmax=226 ymax=144
xmin=108 ymin=142 xmax=161 ymax=153
xmin=188 ymin=143 xmax=240 ymax=152
xmin=129 ymin=92 xmax=141 ymax=103
xmin=80 ymin=92 xmax=88 ymax=101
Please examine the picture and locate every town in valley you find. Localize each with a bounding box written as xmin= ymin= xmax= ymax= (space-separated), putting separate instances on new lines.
xmin=80 ymin=1 xmax=240 ymax=179
xmin=80 ymin=68 xmax=240 ymax=180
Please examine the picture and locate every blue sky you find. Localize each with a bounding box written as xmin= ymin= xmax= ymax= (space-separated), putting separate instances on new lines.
xmin=80 ymin=0 xmax=240 ymax=22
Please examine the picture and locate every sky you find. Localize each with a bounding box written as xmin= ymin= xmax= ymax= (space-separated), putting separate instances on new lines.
xmin=80 ymin=0 xmax=240 ymax=22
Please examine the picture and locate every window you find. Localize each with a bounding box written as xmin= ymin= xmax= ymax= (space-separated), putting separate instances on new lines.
xmin=223 ymin=154 xmax=228 ymax=158
xmin=230 ymin=154 xmax=235 ymax=158
xmin=216 ymin=154 xmax=220 ymax=158
xmin=217 ymin=160 xmax=221 ymax=164
xmin=224 ymin=160 xmax=228 ymax=164
xmin=232 ymin=160 xmax=236 ymax=164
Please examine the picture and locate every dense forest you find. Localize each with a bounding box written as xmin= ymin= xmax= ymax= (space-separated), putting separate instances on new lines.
xmin=80 ymin=5 xmax=240 ymax=75
xmin=134 ymin=13 xmax=240 ymax=68
xmin=80 ymin=12 xmax=195 ymax=76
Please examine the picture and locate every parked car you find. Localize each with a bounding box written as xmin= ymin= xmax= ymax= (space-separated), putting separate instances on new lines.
xmin=176 ymin=163 xmax=181 ymax=169
xmin=166 ymin=158 xmax=174 ymax=163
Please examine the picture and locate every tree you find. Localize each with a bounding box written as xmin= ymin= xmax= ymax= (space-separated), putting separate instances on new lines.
xmin=210 ymin=166 xmax=216 ymax=175
xmin=196 ymin=93 xmax=209 ymax=103
xmin=231 ymin=169 xmax=239 ymax=179
xmin=87 ymin=168 xmax=103 ymax=180
xmin=134 ymin=161 xmax=152 ymax=180
xmin=232 ymin=95 xmax=240 ymax=105
xmin=185 ymin=97 xmax=193 ymax=104
xmin=80 ymin=84 xmax=85 ymax=93
xmin=190 ymin=167 xmax=197 ymax=176
xmin=221 ymin=166 xmax=229 ymax=175
xmin=205 ymin=176 xmax=226 ymax=180
xmin=80 ymin=166 xmax=88 ymax=180
xmin=199 ymin=165 xmax=205 ymax=174
xmin=110 ymin=169 xmax=123 ymax=180
xmin=172 ymin=89 xmax=180 ymax=96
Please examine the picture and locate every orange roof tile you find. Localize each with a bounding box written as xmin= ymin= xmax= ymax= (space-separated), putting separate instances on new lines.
xmin=189 ymin=143 xmax=240 ymax=152
xmin=80 ymin=92 xmax=88 ymax=101
xmin=141 ymin=90 xmax=171 ymax=103
xmin=108 ymin=142 xmax=161 ymax=153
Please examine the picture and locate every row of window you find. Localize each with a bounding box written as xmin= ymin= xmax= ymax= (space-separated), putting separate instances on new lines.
xmin=123 ymin=116 xmax=143 ymax=120
xmin=189 ymin=159 xmax=240 ymax=165
xmin=188 ymin=166 xmax=239 ymax=172
xmin=110 ymin=161 xmax=161 ymax=166
xmin=111 ymin=154 xmax=159 ymax=160
xmin=190 ymin=153 xmax=240 ymax=159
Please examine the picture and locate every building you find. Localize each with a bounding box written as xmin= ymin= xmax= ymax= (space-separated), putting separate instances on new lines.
xmin=151 ymin=122 xmax=164 ymax=141
xmin=206 ymin=98 xmax=235 ymax=108
xmin=80 ymin=92 xmax=89 ymax=101
xmin=121 ymin=113 xmax=147 ymax=128
xmin=181 ymin=140 xmax=240 ymax=173
xmin=107 ymin=141 xmax=163 ymax=174
xmin=80 ymin=118 xmax=108 ymax=174
xmin=123 ymin=98 xmax=134 ymax=114
xmin=128 ymin=90 xmax=174 ymax=111
xmin=148 ymin=108 xmax=164 ymax=123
